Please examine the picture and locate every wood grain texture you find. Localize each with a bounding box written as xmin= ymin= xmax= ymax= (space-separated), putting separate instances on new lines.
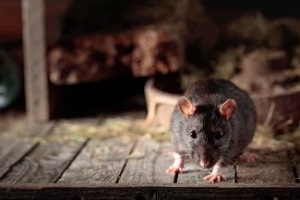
xmin=290 ymin=147 xmax=300 ymax=183
xmin=58 ymin=138 xmax=134 ymax=184
xmin=0 ymin=136 xmax=37 ymax=179
xmin=22 ymin=0 xmax=49 ymax=121
xmin=26 ymin=121 xmax=56 ymax=137
xmin=0 ymin=139 xmax=86 ymax=184
xmin=247 ymin=148 xmax=291 ymax=163
xmin=236 ymin=149 xmax=295 ymax=184
xmin=1 ymin=184 xmax=300 ymax=200
xmin=118 ymin=137 xmax=175 ymax=184
xmin=236 ymin=163 xmax=295 ymax=184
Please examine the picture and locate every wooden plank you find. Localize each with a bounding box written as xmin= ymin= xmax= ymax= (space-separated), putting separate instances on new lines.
xmin=0 ymin=118 xmax=56 ymax=138
xmin=237 ymin=163 xmax=294 ymax=184
xmin=1 ymin=184 xmax=300 ymax=200
xmin=291 ymin=146 xmax=300 ymax=183
xmin=26 ymin=121 xmax=56 ymax=137
xmin=0 ymin=136 xmax=37 ymax=179
xmin=68 ymin=117 xmax=100 ymax=125
xmin=236 ymin=149 xmax=295 ymax=184
xmin=21 ymin=0 xmax=50 ymax=122
xmin=177 ymin=161 xmax=235 ymax=184
xmin=0 ymin=138 xmax=86 ymax=184
xmin=250 ymin=148 xmax=291 ymax=163
xmin=118 ymin=137 xmax=175 ymax=184
xmin=58 ymin=138 xmax=134 ymax=184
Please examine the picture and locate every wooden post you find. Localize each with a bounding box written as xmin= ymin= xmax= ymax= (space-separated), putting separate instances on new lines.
xmin=21 ymin=0 xmax=50 ymax=122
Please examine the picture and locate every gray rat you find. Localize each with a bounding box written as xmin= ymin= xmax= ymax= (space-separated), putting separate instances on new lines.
xmin=166 ymin=78 xmax=257 ymax=183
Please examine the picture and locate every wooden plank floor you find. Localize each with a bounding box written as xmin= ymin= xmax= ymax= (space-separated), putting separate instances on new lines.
xmin=1 ymin=114 xmax=300 ymax=199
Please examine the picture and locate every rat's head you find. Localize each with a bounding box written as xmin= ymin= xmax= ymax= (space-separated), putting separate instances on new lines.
xmin=177 ymin=96 xmax=237 ymax=168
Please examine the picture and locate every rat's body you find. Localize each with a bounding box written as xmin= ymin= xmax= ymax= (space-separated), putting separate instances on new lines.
xmin=166 ymin=79 xmax=257 ymax=182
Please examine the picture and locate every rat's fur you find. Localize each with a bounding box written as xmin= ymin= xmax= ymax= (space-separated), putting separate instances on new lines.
xmin=169 ymin=79 xmax=256 ymax=176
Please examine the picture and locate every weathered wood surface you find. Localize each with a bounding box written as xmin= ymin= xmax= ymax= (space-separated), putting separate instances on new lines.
xmin=22 ymin=0 xmax=50 ymax=122
xmin=1 ymin=184 xmax=300 ymax=200
xmin=236 ymin=149 xmax=296 ymax=184
xmin=58 ymin=138 xmax=134 ymax=184
xmin=118 ymin=137 xmax=175 ymax=184
xmin=0 ymin=122 xmax=86 ymax=184
xmin=25 ymin=121 xmax=57 ymax=137
xmin=292 ymin=147 xmax=300 ymax=183
xmin=0 ymin=117 xmax=300 ymax=199
xmin=0 ymin=135 xmax=299 ymax=186
xmin=0 ymin=138 xmax=87 ymax=184
xmin=0 ymin=136 xmax=37 ymax=179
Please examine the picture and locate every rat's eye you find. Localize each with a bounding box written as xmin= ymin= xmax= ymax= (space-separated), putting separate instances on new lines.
xmin=215 ymin=131 xmax=223 ymax=140
xmin=190 ymin=130 xmax=197 ymax=139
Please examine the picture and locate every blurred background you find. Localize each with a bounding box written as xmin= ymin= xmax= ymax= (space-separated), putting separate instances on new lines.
xmin=1 ymin=0 xmax=300 ymax=132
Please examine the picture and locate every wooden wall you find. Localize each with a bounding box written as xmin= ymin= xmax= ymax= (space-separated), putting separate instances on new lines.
xmin=0 ymin=0 xmax=70 ymax=44
xmin=0 ymin=0 xmax=22 ymax=43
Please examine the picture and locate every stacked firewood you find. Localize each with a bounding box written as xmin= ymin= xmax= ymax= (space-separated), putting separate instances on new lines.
xmin=48 ymin=27 xmax=183 ymax=85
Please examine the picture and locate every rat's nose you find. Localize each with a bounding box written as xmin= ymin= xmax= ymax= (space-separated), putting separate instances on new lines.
xmin=200 ymin=160 xmax=210 ymax=168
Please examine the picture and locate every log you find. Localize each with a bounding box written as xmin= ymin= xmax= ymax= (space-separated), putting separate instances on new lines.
xmin=48 ymin=27 xmax=184 ymax=85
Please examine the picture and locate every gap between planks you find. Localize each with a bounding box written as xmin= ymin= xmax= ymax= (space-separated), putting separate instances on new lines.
xmin=57 ymin=136 xmax=177 ymax=185
xmin=58 ymin=138 xmax=138 ymax=184
xmin=118 ymin=137 xmax=175 ymax=184
xmin=0 ymin=122 xmax=56 ymax=180
xmin=1 ymin=122 xmax=300 ymax=186
xmin=0 ymin=122 xmax=88 ymax=184
xmin=58 ymin=136 xmax=300 ymax=185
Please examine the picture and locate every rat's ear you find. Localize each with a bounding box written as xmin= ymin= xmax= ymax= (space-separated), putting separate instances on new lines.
xmin=178 ymin=97 xmax=197 ymax=118
xmin=218 ymin=99 xmax=237 ymax=120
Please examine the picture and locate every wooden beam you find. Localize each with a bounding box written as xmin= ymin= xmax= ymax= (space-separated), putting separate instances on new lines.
xmin=1 ymin=184 xmax=300 ymax=200
xmin=21 ymin=0 xmax=49 ymax=122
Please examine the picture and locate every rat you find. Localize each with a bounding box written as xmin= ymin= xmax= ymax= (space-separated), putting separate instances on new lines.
xmin=166 ymin=78 xmax=257 ymax=183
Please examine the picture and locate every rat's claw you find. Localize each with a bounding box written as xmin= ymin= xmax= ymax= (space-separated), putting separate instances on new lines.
xmin=166 ymin=165 xmax=183 ymax=174
xmin=203 ymin=174 xmax=225 ymax=183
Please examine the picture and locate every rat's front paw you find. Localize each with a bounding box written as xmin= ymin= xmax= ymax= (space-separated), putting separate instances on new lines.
xmin=203 ymin=163 xmax=227 ymax=183
xmin=203 ymin=174 xmax=225 ymax=183
xmin=166 ymin=165 xmax=183 ymax=174
xmin=166 ymin=152 xmax=184 ymax=174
